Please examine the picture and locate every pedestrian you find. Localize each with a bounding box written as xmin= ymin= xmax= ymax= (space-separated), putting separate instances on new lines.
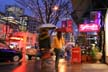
xmin=38 ymin=28 xmax=53 ymax=60
xmin=35 ymin=42 xmax=39 ymax=49
xmin=51 ymin=28 xmax=65 ymax=71
xmin=38 ymin=29 xmax=55 ymax=72
xmin=65 ymin=42 xmax=74 ymax=62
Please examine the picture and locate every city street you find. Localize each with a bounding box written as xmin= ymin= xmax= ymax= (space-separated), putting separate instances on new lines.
xmin=0 ymin=0 xmax=108 ymax=72
xmin=0 ymin=59 xmax=108 ymax=72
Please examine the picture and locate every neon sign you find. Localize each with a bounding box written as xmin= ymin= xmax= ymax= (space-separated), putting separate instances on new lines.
xmin=79 ymin=24 xmax=100 ymax=32
xmin=61 ymin=20 xmax=73 ymax=32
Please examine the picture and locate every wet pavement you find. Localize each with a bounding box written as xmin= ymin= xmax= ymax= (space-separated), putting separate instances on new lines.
xmin=0 ymin=59 xmax=108 ymax=72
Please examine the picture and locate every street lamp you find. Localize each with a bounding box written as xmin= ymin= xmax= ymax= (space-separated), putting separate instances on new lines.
xmin=53 ymin=5 xmax=59 ymax=11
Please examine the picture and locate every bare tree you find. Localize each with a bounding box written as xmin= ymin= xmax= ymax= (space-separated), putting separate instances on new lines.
xmin=15 ymin=0 xmax=73 ymax=25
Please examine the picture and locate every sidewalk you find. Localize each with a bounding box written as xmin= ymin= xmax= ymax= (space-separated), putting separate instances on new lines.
xmin=1 ymin=59 xmax=108 ymax=72
xmin=82 ymin=63 xmax=108 ymax=72
xmin=66 ymin=63 xmax=108 ymax=72
xmin=58 ymin=59 xmax=108 ymax=72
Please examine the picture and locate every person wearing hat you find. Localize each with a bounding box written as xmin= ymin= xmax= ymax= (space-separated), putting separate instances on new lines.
xmin=51 ymin=29 xmax=65 ymax=69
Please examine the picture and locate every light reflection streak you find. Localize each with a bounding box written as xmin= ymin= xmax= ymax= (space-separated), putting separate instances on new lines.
xmin=58 ymin=59 xmax=67 ymax=72
xmin=12 ymin=62 xmax=26 ymax=72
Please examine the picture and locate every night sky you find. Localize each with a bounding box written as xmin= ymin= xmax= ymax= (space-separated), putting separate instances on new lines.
xmin=0 ymin=0 xmax=32 ymax=15
xmin=0 ymin=0 xmax=17 ymax=12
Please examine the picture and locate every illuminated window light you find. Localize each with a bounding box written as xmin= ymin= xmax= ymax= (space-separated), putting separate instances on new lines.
xmin=10 ymin=37 xmax=23 ymax=40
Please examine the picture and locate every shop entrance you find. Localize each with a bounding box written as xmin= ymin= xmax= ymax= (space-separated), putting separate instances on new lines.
xmin=77 ymin=32 xmax=103 ymax=63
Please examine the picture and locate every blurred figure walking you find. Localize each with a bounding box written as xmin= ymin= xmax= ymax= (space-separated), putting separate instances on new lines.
xmin=38 ymin=29 xmax=55 ymax=72
xmin=52 ymin=28 xmax=65 ymax=71
xmin=38 ymin=29 xmax=51 ymax=59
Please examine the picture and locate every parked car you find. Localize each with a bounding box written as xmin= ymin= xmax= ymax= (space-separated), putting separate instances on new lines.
xmin=0 ymin=47 xmax=22 ymax=62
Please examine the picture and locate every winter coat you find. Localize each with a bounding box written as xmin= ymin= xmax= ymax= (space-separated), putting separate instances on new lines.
xmin=52 ymin=36 xmax=65 ymax=49
xmin=38 ymin=34 xmax=51 ymax=50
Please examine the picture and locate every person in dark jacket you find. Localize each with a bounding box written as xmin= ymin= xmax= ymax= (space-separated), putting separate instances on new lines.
xmin=38 ymin=29 xmax=51 ymax=59
xmin=38 ymin=29 xmax=55 ymax=72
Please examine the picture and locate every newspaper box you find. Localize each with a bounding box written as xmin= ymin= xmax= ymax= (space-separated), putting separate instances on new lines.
xmin=71 ymin=48 xmax=81 ymax=63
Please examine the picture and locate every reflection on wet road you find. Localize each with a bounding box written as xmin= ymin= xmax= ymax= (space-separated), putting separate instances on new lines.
xmin=0 ymin=60 xmax=41 ymax=72
xmin=12 ymin=63 xmax=26 ymax=72
xmin=58 ymin=59 xmax=67 ymax=72
xmin=0 ymin=59 xmax=108 ymax=72
xmin=0 ymin=59 xmax=67 ymax=72
xmin=12 ymin=60 xmax=41 ymax=72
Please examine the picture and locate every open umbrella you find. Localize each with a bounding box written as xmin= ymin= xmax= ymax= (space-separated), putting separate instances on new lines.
xmin=38 ymin=23 xmax=57 ymax=30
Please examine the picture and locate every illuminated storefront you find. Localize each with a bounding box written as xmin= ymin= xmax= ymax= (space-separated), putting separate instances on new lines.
xmin=78 ymin=23 xmax=100 ymax=45
xmin=9 ymin=32 xmax=37 ymax=49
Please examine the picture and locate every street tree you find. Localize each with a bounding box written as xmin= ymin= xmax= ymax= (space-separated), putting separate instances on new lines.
xmin=15 ymin=0 xmax=73 ymax=26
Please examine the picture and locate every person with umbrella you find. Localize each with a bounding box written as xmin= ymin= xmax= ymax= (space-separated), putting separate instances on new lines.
xmin=38 ymin=24 xmax=57 ymax=56
xmin=38 ymin=28 xmax=51 ymax=59
xmin=38 ymin=28 xmax=56 ymax=72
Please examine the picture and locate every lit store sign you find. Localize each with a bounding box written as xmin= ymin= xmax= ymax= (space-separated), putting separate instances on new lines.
xmin=79 ymin=24 xmax=100 ymax=32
